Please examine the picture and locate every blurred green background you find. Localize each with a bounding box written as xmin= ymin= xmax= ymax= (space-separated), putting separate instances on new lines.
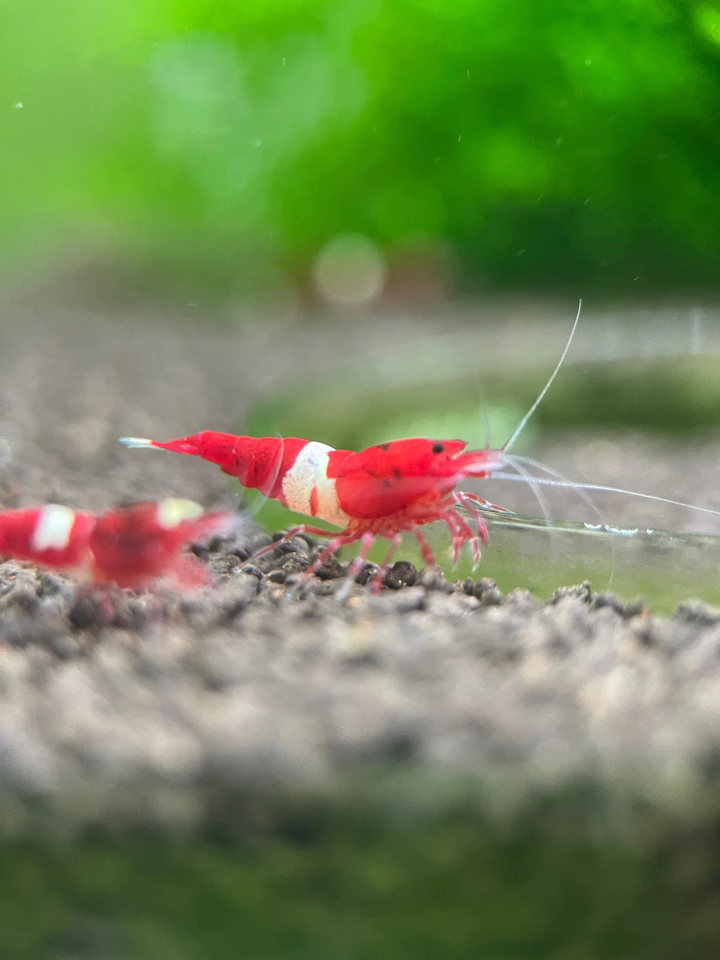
xmin=3 ymin=0 xmax=720 ymax=301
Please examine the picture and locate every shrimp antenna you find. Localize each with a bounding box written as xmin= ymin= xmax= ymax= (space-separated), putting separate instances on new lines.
xmin=501 ymin=453 xmax=611 ymax=529
xmin=493 ymin=460 xmax=720 ymax=520
xmin=502 ymin=299 xmax=582 ymax=454
xmin=499 ymin=451 xmax=617 ymax=576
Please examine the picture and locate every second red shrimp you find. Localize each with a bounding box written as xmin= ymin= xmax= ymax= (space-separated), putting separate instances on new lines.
xmin=0 ymin=499 xmax=233 ymax=590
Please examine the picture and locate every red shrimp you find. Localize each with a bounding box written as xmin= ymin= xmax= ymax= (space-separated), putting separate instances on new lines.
xmin=118 ymin=306 xmax=589 ymax=589
xmin=118 ymin=302 xmax=720 ymax=591
xmin=120 ymin=433 xmax=508 ymax=584
xmin=0 ymin=499 xmax=232 ymax=590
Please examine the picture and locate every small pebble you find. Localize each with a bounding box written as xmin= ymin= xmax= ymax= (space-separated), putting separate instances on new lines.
xmin=622 ymin=600 xmax=648 ymax=620
xmin=479 ymin=588 xmax=504 ymax=607
xmin=549 ymin=581 xmax=592 ymax=605
xmin=314 ymin=556 xmax=346 ymax=581
xmin=673 ymin=600 xmax=720 ymax=626
xmin=384 ymin=561 xmax=416 ymax=590
xmin=590 ymin=594 xmax=624 ymax=615
xmin=354 ymin=563 xmax=377 ymax=587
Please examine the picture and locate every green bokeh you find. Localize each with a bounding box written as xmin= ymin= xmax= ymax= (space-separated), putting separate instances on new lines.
xmin=3 ymin=0 xmax=720 ymax=296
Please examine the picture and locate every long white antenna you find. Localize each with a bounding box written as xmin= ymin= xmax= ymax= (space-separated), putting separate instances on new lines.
xmin=502 ymin=299 xmax=582 ymax=453
xmin=492 ymin=465 xmax=720 ymax=520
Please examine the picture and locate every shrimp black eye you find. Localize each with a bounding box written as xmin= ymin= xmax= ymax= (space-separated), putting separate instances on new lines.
xmin=432 ymin=443 xmax=444 ymax=454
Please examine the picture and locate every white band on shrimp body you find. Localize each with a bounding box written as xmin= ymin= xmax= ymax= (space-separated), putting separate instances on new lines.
xmin=31 ymin=504 xmax=76 ymax=551
xmin=282 ymin=441 xmax=350 ymax=528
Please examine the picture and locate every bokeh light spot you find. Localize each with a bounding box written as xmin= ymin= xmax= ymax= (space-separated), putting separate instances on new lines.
xmin=313 ymin=234 xmax=386 ymax=307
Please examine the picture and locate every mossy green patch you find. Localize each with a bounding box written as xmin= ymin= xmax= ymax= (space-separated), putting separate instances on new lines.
xmin=1 ymin=796 xmax=719 ymax=960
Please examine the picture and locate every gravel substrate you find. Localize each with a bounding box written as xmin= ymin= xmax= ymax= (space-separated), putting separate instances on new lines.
xmin=0 ymin=524 xmax=717 ymax=839
xmin=1 ymin=298 xmax=720 ymax=957
xmin=0 ymin=298 xmax=716 ymax=835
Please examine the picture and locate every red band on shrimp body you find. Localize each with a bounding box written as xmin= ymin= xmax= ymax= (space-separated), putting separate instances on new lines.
xmin=332 ymin=438 xmax=467 ymax=520
xmin=245 ymin=437 xmax=309 ymax=498
xmin=144 ymin=432 xmax=309 ymax=496
xmin=332 ymin=439 xmax=505 ymax=521
xmin=192 ymin=433 xmax=314 ymax=498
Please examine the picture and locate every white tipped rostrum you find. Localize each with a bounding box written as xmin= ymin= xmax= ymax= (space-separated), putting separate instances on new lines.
xmin=118 ymin=437 xmax=155 ymax=449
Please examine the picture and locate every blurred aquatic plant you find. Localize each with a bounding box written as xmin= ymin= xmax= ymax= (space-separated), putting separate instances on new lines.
xmin=2 ymin=0 xmax=720 ymax=297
